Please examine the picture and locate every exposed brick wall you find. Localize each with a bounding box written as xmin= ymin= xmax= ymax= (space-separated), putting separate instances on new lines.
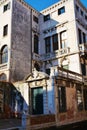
xmin=30 ymin=114 xmax=55 ymax=125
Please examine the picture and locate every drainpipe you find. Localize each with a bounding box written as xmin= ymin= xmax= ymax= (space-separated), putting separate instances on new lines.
xmin=30 ymin=9 xmax=32 ymax=73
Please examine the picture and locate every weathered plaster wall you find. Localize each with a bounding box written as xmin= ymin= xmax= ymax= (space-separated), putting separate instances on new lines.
xmin=10 ymin=0 xmax=32 ymax=82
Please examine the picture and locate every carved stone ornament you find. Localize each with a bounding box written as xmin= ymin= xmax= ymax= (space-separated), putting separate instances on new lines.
xmin=25 ymin=68 xmax=49 ymax=82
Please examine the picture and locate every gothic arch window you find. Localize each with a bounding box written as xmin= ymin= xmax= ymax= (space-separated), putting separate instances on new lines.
xmin=1 ymin=45 xmax=8 ymax=64
xmin=0 ymin=73 xmax=7 ymax=81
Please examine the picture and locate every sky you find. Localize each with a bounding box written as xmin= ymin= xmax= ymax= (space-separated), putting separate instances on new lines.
xmin=25 ymin=0 xmax=87 ymax=11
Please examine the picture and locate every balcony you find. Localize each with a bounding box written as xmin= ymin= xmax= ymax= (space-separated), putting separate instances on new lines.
xmin=57 ymin=67 xmax=83 ymax=83
xmin=79 ymin=43 xmax=87 ymax=55
xmin=40 ymin=47 xmax=70 ymax=61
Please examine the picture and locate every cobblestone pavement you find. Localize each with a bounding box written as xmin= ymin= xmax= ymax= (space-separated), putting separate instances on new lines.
xmin=0 ymin=119 xmax=21 ymax=130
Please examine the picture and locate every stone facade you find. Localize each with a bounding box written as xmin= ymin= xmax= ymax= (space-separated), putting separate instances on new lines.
xmin=0 ymin=0 xmax=39 ymax=82
xmin=39 ymin=0 xmax=87 ymax=76
xmin=0 ymin=0 xmax=87 ymax=129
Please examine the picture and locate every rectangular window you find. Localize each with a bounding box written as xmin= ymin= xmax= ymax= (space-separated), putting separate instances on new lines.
xmin=81 ymin=63 xmax=86 ymax=76
xmin=84 ymin=89 xmax=87 ymax=110
xmin=76 ymin=87 xmax=83 ymax=111
xmin=76 ymin=5 xmax=79 ymax=12
xmin=58 ymin=86 xmax=66 ymax=112
xmin=3 ymin=2 xmax=10 ymax=12
xmin=83 ymin=32 xmax=86 ymax=43
xmin=58 ymin=6 xmax=65 ymax=15
xmin=60 ymin=31 xmax=67 ymax=49
xmin=34 ymin=35 xmax=39 ymax=54
xmin=80 ymin=10 xmax=83 ymax=16
xmin=63 ymin=64 xmax=69 ymax=70
xmin=31 ymin=87 xmax=43 ymax=115
xmin=52 ymin=34 xmax=58 ymax=51
xmin=45 ymin=37 xmax=51 ymax=53
xmin=46 ymin=68 xmax=50 ymax=75
xmin=44 ymin=14 xmax=50 ymax=22
xmin=3 ymin=25 xmax=8 ymax=36
xmin=78 ymin=28 xmax=82 ymax=44
xmin=85 ymin=15 xmax=87 ymax=21
xmin=33 ymin=15 xmax=38 ymax=23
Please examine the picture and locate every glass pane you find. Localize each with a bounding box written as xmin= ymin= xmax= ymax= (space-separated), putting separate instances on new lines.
xmin=1 ymin=46 xmax=8 ymax=64
xmin=31 ymin=87 xmax=43 ymax=115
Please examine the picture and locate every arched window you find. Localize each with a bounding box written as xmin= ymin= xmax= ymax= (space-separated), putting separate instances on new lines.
xmin=0 ymin=73 xmax=7 ymax=81
xmin=1 ymin=45 xmax=8 ymax=64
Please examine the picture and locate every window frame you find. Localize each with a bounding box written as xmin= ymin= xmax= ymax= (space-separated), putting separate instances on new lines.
xmin=52 ymin=34 xmax=58 ymax=51
xmin=44 ymin=14 xmax=50 ymax=22
xmin=76 ymin=5 xmax=79 ymax=12
xmin=78 ymin=28 xmax=82 ymax=44
xmin=45 ymin=36 xmax=51 ymax=53
xmin=1 ymin=45 xmax=8 ymax=64
xmin=33 ymin=15 xmax=38 ymax=24
xmin=76 ymin=87 xmax=83 ymax=111
xmin=31 ymin=87 xmax=43 ymax=115
xmin=46 ymin=68 xmax=50 ymax=75
xmin=60 ymin=30 xmax=67 ymax=49
xmin=3 ymin=2 xmax=10 ymax=12
xmin=58 ymin=6 xmax=65 ymax=15
xmin=58 ymin=86 xmax=67 ymax=113
xmin=34 ymin=35 xmax=39 ymax=54
xmin=3 ymin=24 xmax=8 ymax=36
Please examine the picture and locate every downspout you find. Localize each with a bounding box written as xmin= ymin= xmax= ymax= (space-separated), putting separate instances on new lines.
xmin=30 ymin=9 xmax=32 ymax=73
